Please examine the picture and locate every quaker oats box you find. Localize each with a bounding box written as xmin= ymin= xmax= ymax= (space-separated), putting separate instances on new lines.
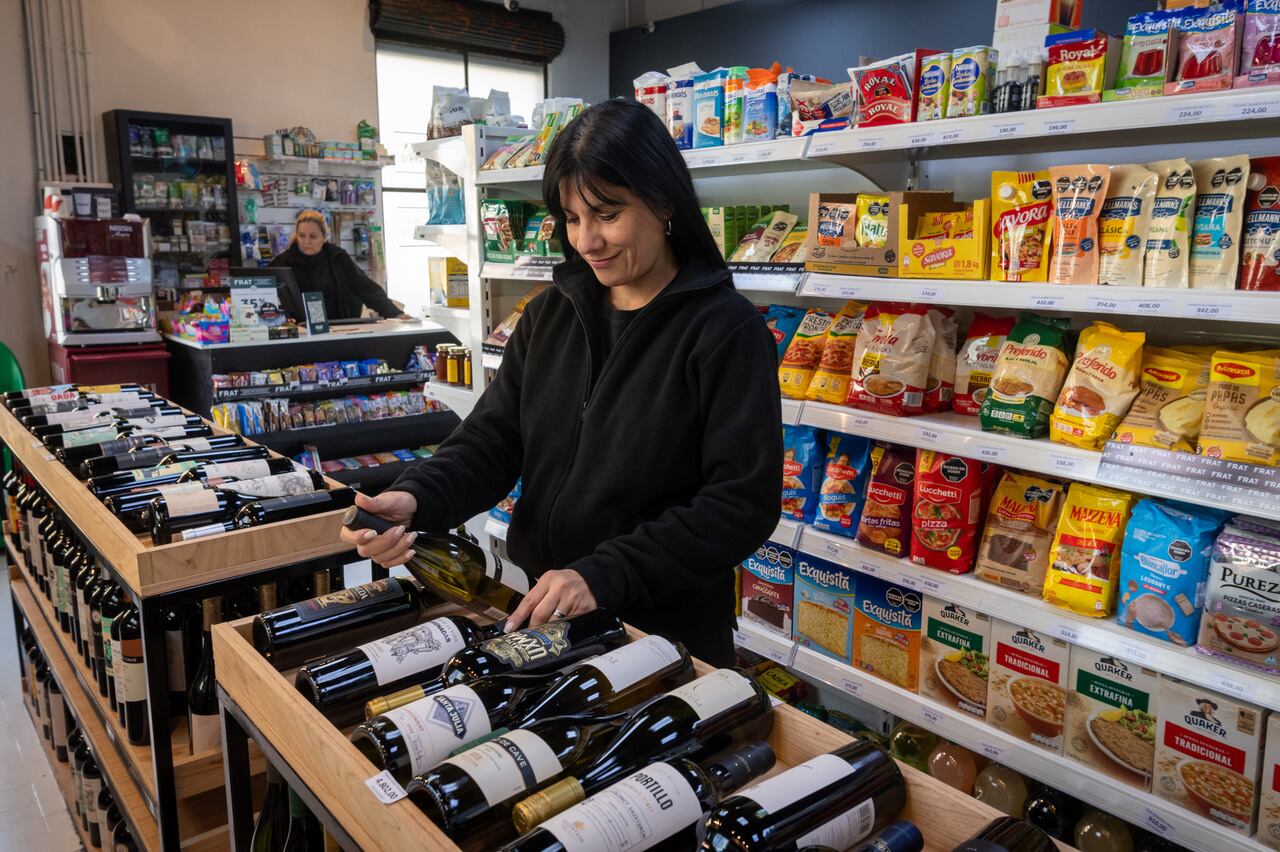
xmin=1154 ymin=676 xmax=1266 ymax=837
xmin=919 ymin=596 xmax=990 ymax=718
xmin=852 ymin=573 xmax=922 ymax=692
xmin=986 ymin=618 xmax=1072 ymax=754
xmin=1063 ymin=645 xmax=1160 ymax=791
xmin=740 ymin=541 xmax=796 ymax=637
xmin=1260 ymin=713 xmax=1280 ymax=850
xmin=790 ymin=553 xmax=857 ymax=664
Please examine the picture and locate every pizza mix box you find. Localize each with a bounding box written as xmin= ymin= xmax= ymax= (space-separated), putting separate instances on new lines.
xmin=790 ymin=553 xmax=856 ymax=664
xmin=919 ymin=596 xmax=990 ymax=718
xmin=852 ymin=573 xmax=922 ymax=692
xmin=986 ymin=618 xmax=1072 ymax=754
xmin=740 ymin=541 xmax=796 ymax=636
xmin=1063 ymin=645 xmax=1160 ymax=791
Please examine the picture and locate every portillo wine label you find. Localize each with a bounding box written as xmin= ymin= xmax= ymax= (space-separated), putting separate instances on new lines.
xmin=478 ymin=622 xmax=572 ymax=669
xmin=442 ymin=729 xmax=563 ymax=807
xmin=292 ymin=579 xmax=404 ymax=625
xmin=384 ymin=685 xmax=492 ymax=777
xmin=536 ymin=762 xmax=704 ymax=850
xmin=357 ymin=618 xmax=469 ymax=686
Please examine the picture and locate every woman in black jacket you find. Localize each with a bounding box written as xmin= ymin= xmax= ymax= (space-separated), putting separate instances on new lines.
xmin=271 ymin=210 xmax=408 ymax=320
xmin=341 ymin=100 xmax=782 ymax=665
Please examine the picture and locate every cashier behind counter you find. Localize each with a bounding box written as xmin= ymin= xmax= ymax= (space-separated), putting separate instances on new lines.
xmin=271 ymin=210 xmax=409 ymax=321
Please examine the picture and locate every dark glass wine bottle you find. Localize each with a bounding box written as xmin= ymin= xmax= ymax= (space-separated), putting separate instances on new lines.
xmin=698 ymin=740 xmax=907 ymax=852
xmin=147 ymin=470 xmax=329 ymax=543
xmin=32 ymin=658 xmax=50 ymax=739
xmin=254 ymin=576 xmax=429 ymax=670
xmin=163 ymin=607 xmax=188 ymax=716
xmin=500 ymin=743 xmax=777 ymax=852
xmin=101 ymin=802 xmax=122 ymax=852
xmin=952 ymin=817 xmax=1055 ymax=852
xmin=98 ymin=582 xmax=125 ymax=712
xmin=70 ymin=737 xmax=89 ymax=822
xmin=5 ymin=382 xmax=144 ymax=404
xmin=80 ymin=435 xmax=253 ymax=478
xmin=112 ymin=818 xmax=139 ymax=852
xmin=188 ymin=598 xmax=221 ymax=755
xmin=87 ymin=577 xmax=111 ymax=694
xmin=32 ymin=406 xmax=183 ymax=438
xmin=19 ymin=392 xmax=158 ymax=425
xmin=57 ymin=422 xmax=215 ymax=467
xmin=1022 ymin=784 xmax=1079 ymax=842
xmin=512 ymin=668 xmax=777 ymax=832
xmin=281 ymin=788 xmax=313 ymax=852
xmin=48 ymin=674 xmax=69 ymax=761
xmin=88 ymin=460 xmax=200 ymax=498
xmin=116 ymin=604 xmax=150 ymax=745
xmin=93 ymin=785 xmax=114 ymax=849
xmin=251 ymin=764 xmax=289 ymax=852
xmin=73 ymin=551 xmax=99 ymax=663
xmin=80 ymin=756 xmax=102 ymax=840
xmin=176 ymin=456 xmax=295 ymax=483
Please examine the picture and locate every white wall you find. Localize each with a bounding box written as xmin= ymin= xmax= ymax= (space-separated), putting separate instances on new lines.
xmin=521 ymin=0 xmax=627 ymax=104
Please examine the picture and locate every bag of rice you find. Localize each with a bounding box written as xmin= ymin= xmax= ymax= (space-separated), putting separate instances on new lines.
xmin=954 ymin=312 xmax=1016 ymax=416
xmin=976 ymin=472 xmax=1067 ymax=596
xmin=781 ymin=424 xmax=824 ymax=524
xmin=1198 ymin=348 xmax=1280 ymax=466
xmin=1144 ymin=158 xmax=1196 ymax=288
xmin=924 ymin=307 xmax=958 ymax=414
xmin=1190 ymin=154 xmax=1251 ymax=290
xmin=1043 ymin=483 xmax=1136 ymax=618
xmin=812 ymin=433 xmax=873 ymax=539
xmin=806 ymin=301 xmax=869 ymax=405
xmin=778 ymin=308 xmax=834 ymax=399
xmin=1050 ymin=321 xmax=1145 ymax=451
xmin=1113 ymin=346 xmax=1212 ymax=453
xmin=992 ymin=171 xmax=1054 ymax=282
xmin=1098 ymin=164 xmax=1159 ymax=286
xmin=979 ymin=312 xmax=1073 ymax=439
xmin=857 ymin=443 xmax=915 ymax=559
xmin=847 ymin=302 xmax=934 ymax=417
xmin=1048 ymin=164 xmax=1110 ymax=285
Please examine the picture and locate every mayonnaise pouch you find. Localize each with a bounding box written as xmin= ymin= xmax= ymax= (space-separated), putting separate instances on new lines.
xmin=1190 ymin=155 xmax=1252 ymax=290
xmin=1048 ymin=165 xmax=1109 ymax=284
xmin=1144 ymin=158 xmax=1196 ymax=288
xmin=1098 ymin=164 xmax=1158 ymax=286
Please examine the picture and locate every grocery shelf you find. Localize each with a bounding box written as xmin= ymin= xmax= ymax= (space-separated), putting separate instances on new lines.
xmin=481 ymin=352 xmax=503 ymax=371
xmin=682 ymin=135 xmax=821 ymax=174
xmin=780 ymin=397 xmax=804 ymax=426
xmin=733 ymin=620 xmax=1269 ymax=852
xmin=259 ymin=155 xmax=388 ymax=170
xmin=412 ymin=224 xmax=468 ymax=257
xmin=424 ymin=304 xmax=471 ymax=321
xmin=22 ymin=699 xmax=97 ymax=852
xmin=802 ymin=274 xmax=1280 ymax=325
xmin=422 ymin=382 xmax=477 ymax=419
xmin=770 ymin=517 xmax=805 ymax=548
xmin=479 ymin=261 xmax=555 ymax=281
xmin=250 ymin=412 xmax=455 ymax=456
xmin=211 ymin=370 xmax=432 ymax=403
xmin=475 ymin=164 xmax=544 ymax=185
xmin=407 ymin=137 xmax=470 ymax=177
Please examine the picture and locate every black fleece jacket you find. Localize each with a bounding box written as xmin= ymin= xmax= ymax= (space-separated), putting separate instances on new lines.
xmin=387 ymin=255 xmax=783 ymax=665
xmin=272 ymin=243 xmax=400 ymax=320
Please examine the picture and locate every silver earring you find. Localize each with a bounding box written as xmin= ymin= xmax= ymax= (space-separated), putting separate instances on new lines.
xmin=666 ymin=219 xmax=672 ymax=235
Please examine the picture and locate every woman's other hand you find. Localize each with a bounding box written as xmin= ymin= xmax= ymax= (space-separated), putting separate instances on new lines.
xmin=338 ymin=491 xmax=419 ymax=568
xmin=503 ymin=569 xmax=598 ymax=633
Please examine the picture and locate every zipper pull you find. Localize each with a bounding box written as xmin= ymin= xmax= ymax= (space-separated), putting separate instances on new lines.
xmin=580 ymin=400 xmax=588 ymax=419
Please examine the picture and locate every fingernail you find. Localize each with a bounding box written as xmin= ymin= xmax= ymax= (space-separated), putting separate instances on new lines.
xmin=395 ymin=525 xmax=405 ymax=536
xmin=361 ymin=530 xmax=377 ymax=542
xmin=502 ymin=620 xmax=515 ymax=634
xmin=406 ymin=531 xmax=418 ymax=545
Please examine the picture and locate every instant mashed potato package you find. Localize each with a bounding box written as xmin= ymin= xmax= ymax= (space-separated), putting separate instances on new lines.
xmin=1113 ymin=346 xmax=1212 ymax=453
xmin=1050 ymin=322 xmax=1145 ymax=452
xmin=1198 ymin=349 xmax=1280 ymax=466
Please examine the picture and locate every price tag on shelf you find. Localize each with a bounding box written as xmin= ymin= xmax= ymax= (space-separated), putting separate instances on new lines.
xmin=728 ymin=152 xmax=750 ymax=164
xmin=858 ymin=136 xmax=884 ymax=151
xmin=806 ymin=281 xmax=832 ymax=296
xmin=1181 ymin=302 xmax=1232 ymax=320
xmin=914 ymin=285 xmax=942 ymax=301
xmin=1117 ymin=640 xmax=1151 ymax=664
xmin=1131 ymin=297 xmax=1171 ymax=315
xmin=840 ymin=678 xmax=862 ymax=697
xmin=1143 ymin=808 xmax=1176 ymax=840
xmin=918 ymin=426 xmax=943 ymax=444
xmin=1049 ymin=453 xmax=1082 ymax=475
xmin=820 ymin=539 xmax=845 ymax=560
xmin=763 ymin=643 xmax=796 ymax=667
xmin=897 ymin=574 xmax=922 ymax=592
xmin=919 ymin=574 xmax=948 ymax=596
xmin=1087 ymin=296 xmax=1129 ymax=313
xmin=919 ymin=706 xmax=942 ymax=726
xmin=859 ymin=560 xmax=881 ymax=578
xmin=1211 ymin=673 xmax=1247 ymax=697
xmin=938 ymin=128 xmax=965 ymax=145
xmin=754 ymin=148 xmax=776 ymax=161
xmin=991 ymin=122 xmax=1024 ymax=139
xmin=907 ymin=132 xmax=934 ymax=147
xmin=1040 ymin=118 xmax=1075 ymax=135
xmin=306 ymin=158 xmax=319 ymax=175
xmin=1165 ymin=103 xmax=1217 ymax=124
xmin=732 ymin=629 xmax=751 ymax=651
xmin=809 ymin=140 xmax=835 ymax=157
xmin=1026 ymin=295 xmax=1064 ymax=310
xmin=852 ymin=415 xmax=872 ymax=431
xmin=1230 ymin=99 xmax=1280 ymax=120
xmin=366 ymin=770 xmax=407 ymax=804
xmin=1056 ymin=623 xmax=1082 ymax=643
xmin=699 ymin=154 xmax=725 ymax=167
xmin=976 ymin=445 xmax=1007 ymax=463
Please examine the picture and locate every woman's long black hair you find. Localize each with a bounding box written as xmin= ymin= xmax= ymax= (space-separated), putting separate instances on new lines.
xmin=541 ymin=99 xmax=726 ymax=272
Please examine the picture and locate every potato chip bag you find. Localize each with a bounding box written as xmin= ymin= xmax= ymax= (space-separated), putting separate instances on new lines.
xmin=1050 ymin=322 xmax=1145 ymax=451
xmin=1189 ymin=154 xmax=1251 ymax=290
xmin=1098 ymin=164 xmax=1158 ymax=286
xmin=856 ymin=194 xmax=890 ymax=247
xmin=1198 ymin=348 xmax=1280 ymax=466
xmin=806 ymin=301 xmax=869 ymax=405
xmin=812 ymin=432 xmax=873 ymax=538
xmin=779 ymin=309 xmax=835 ymax=399
xmin=1113 ymin=346 xmax=1212 ymax=453
xmin=782 ymin=425 xmax=825 ymax=523
xmin=1144 ymin=158 xmax=1196 ymax=288
xmin=1048 ymin=164 xmax=1110 ymax=284
xmin=980 ymin=312 xmax=1073 ymax=439
xmin=1043 ymin=483 xmax=1136 ymax=618
xmin=992 ymin=171 xmax=1054 ymax=282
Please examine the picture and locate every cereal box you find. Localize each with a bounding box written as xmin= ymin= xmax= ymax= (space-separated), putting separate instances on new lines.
xmin=920 ymin=597 xmax=990 ymax=718
xmin=987 ymin=619 xmax=1072 ymax=753
xmin=1064 ymin=646 xmax=1160 ymax=791
xmin=1154 ymin=676 xmax=1265 ymax=836
xmin=1259 ymin=714 xmax=1280 ymax=850
xmin=853 ymin=574 xmax=922 ymax=692
xmin=740 ymin=541 xmax=796 ymax=636
xmin=791 ymin=553 xmax=856 ymax=664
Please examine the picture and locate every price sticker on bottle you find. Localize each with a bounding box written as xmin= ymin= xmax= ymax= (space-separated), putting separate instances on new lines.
xmin=976 ymin=445 xmax=1007 ymax=463
xmin=919 ymin=706 xmax=942 ymax=726
xmin=1026 ymin=295 xmax=1064 ymax=310
xmin=366 ymin=770 xmax=407 ymax=804
xmin=858 ymin=136 xmax=884 ymax=151
xmin=1230 ymin=99 xmax=1280 ymax=119
xmin=980 ymin=742 xmax=1004 ymax=762
xmin=1143 ymin=808 xmax=1176 ymax=840
xmin=991 ymin=122 xmax=1024 ymax=139
xmin=1182 ymin=302 xmax=1232 ymax=320
xmin=1165 ymin=103 xmax=1216 ymax=124
xmin=1040 ymin=118 xmax=1075 ymax=135
xmin=1087 ymin=296 xmax=1129 ymax=313
xmin=1056 ymin=623 xmax=1082 ymax=643
xmin=841 ymin=678 xmax=862 ymax=697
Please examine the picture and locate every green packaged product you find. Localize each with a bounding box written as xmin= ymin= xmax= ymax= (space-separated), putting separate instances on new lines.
xmin=978 ymin=312 xmax=1073 ymax=439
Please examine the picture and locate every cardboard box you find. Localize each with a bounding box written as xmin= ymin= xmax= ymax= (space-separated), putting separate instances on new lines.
xmin=919 ymin=597 xmax=990 ymax=718
xmin=898 ymin=197 xmax=991 ymax=280
xmin=1063 ymin=646 xmax=1160 ymax=791
xmin=805 ymin=191 xmax=953 ymax=278
xmin=1154 ymin=677 xmax=1266 ymax=837
xmin=1259 ymin=714 xmax=1280 ymax=850
xmin=986 ymin=619 xmax=1072 ymax=753
xmin=853 ymin=574 xmax=922 ymax=692
xmin=791 ymin=553 xmax=856 ymax=663
xmin=741 ymin=541 xmax=797 ymax=636
xmin=994 ymin=0 xmax=1082 ymax=31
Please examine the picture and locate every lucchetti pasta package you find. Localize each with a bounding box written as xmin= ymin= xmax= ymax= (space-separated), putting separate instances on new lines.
xmin=1145 ymin=158 xmax=1197 ymax=288
xmin=778 ymin=309 xmax=834 ymax=399
xmin=1098 ymin=164 xmax=1159 ymax=286
xmin=1048 ymin=165 xmax=1110 ymax=285
xmin=954 ymin=313 xmax=1016 ymax=416
xmin=1190 ymin=155 xmax=1251 ymax=290
xmin=910 ymin=450 xmax=997 ymax=575
xmin=806 ymin=301 xmax=869 ymax=405
xmin=847 ymin=302 xmax=934 ymax=417
xmin=980 ymin=312 xmax=1073 ymax=439
xmin=857 ymin=442 xmax=915 ymax=559
xmin=1241 ymin=156 xmax=1280 ymax=291
xmin=812 ymin=432 xmax=873 ymax=539
xmin=1043 ymin=483 xmax=1136 ymax=618
xmin=992 ymin=171 xmax=1054 ymax=282
xmin=1113 ymin=346 xmax=1212 ymax=453
xmin=764 ymin=304 xmax=805 ymax=361
xmin=1050 ymin=322 xmax=1145 ymax=452
xmin=781 ymin=424 xmax=824 ymax=524
xmin=1198 ymin=348 xmax=1280 ymax=466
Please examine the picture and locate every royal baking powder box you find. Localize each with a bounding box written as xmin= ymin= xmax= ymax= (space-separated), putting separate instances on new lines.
xmin=1063 ymin=645 xmax=1160 ymax=791
xmin=853 ymin=573 xmax=922 ymax=692
xmin=740 ymin=541 xmax=796 ymax=636
xmin=986 ymin=618 xmax=1072 ymax=754
xmin=919 ymin=596 xmax=990 ymax=718
xmin=790 ymin=553 xmax=857 ymax=664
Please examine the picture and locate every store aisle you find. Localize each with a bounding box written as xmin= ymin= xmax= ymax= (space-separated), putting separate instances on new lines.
xmin=0 ymin=563 xmax=84 ymax=852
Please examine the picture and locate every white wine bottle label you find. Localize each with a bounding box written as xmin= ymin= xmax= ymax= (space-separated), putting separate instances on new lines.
xmin=47 ymin=408 xmax=109 ymax=426
xmin=667 ymin=669 xmax=755 ymax=722
xmin=127 ymin=461 xmax=197 ymax=482
xmin=358 ymin=618 xmax=468 ymax=686
xmin=61 ymin=424 xmax=119 ymax=448
xmin=587 ymin=635 xmax=681 ymax=693
xmin=98 ymin=802 xmax=113 ymax=845
xmin=78 ymin=589 xmax=94 ymax=647
xmin=189 ymin=711 xmax=221 ymax=754
xmin=50 ymin=692 xmax=68 ymax=745
xmin=153 ymin=425 xmax=196 ymax=439
xmin=165 ymin=629 xmax=188 ymax=692
xmin=127 ymin=413 xmax=186 ymax=429
xmin=165 ymin=488 xmax=221 ymax=517
xmin=120 ymin=638 xmax=146 ymax=702
xmin=110 ymin=638 xmax=123 ymax=688
xmin=55 ymin=562 xmax=70 ymax=613
xmin=795 ymin=799 xmax=877 ymax=849
xmin=444 ymin=728 xmax=562 ymax=807
xmin=227 ymin=470 xmax=315 ymax=498
xmin=83 ymin=776 xmax=99 ymax=824
xmin=199 ymin=459 xmax=275 ymax=480
xmin=96 ymin=392 xmax=149 ymax=406
xmin=291 ymin=578 xmax=402 ymax=625
xmin=737 ymin=752 xmax=855 ymax=813
xmin=541 ymin=761 xmax=701 ymax=852
xmin=175 ymin=438 xmax=213 ymax=452
xmin=154 ymin=482 xmax=206 ymax=498
xmin=384 ymin=684 xmax=492 ymax=777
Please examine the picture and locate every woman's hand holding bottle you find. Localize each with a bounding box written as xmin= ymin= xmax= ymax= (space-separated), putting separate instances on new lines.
xmin=339 ymin=491 xmax=419 ymax=567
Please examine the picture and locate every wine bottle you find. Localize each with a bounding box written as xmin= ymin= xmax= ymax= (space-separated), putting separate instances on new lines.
xmin=500 ymin=743 xmax=777 ymax=852
xmin=66 ymin=728 xmax=85 ymax=809
xmin=31 ymin=658 xmax=50 ymax=738
xmin=511 ymin=668 xmax=776 ymax=832
xmin=93 ymin=785 xmax=114 ymax=848
xmin=251 ymin=764 xmax=289 ymax=852
xmin=365 ymin=610 xmax=629 ymax=719
xmin=77 ymin=558 xmax=102 ymax=668
xmin=4 ymin=469 xmax=22 ymax=537
xmin=227 ymin=489 xmax=358 ymax=530
xmin=87 ymin=576 xmax=111 ymax=693
xmin=281 ymin=788 xmax=313 ymax=852
xmin=112 ymin=819 xmax=139 ymax=852
xmin=56 ymin=422 xmax=216 ymax=466
xmin=116 ymin=604 xmax=150 ymax=745
xmin=32 ymin=406 xmax=183 ymax=437
xmin=253 ymin=577 xmax=428 ymax=669
xmin=20 ymin=393 xmax=159 ymax=425
xmin=88 ymin=461 xmax=200 ymax=498
xmin=343 ymin=506 xmax=524 ymax=616
xmin=952 ymin=817 xmax=1055 ymax=852
xmin=101 ymin=802 xmax=122 ymax=852
xmin=974 ymin=764 xmax=1030 ymax=819
xmin=5 ymin=382 xmax=144 ymax=404
xmin=70 ymin=736 xmax=89 ymax=821
xmin=48 ymin=674 xmax=69 ymax=761
xmin=296 ymin=614 xmax=500 ymax=726
xmin=1022 ymin=784 xmax=1079 ymax=842
xmin=98 ymin=582 xmax=125 ymax=712
xmin=177 ymin=456 xmax=295 ymax=483
xmin=163 ymin=607 xmax=188 ymax=716
xmin=1073 ymin=810 xmax=1134 ymax=852
xmin=68 ymin=547 xmax=93 ymax=657
xmin=699 ymin=741 xmax=907 ymax=852
xmin=147 ymin=470 xmax=327 ymax=543
xmin=80 ymin=435 xmax=254 ymax=478
xmin=188 ymin=598 xmax=221 ymax=755
xmin=850 ymin=820 xmax=925 ymax=852
xmin=81 ymin=755 xmax=102 ymax=841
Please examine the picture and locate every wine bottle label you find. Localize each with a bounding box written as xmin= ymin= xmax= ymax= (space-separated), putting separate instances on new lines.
xmin=83 ymin=775 xmax=99 ymax=823
xmin=126 ymin=413 xmax=186 ymax=430
xmin=476 ymin=622 xmax=572 ymax=670
xmin=120 ymin=639 xmax=146 ymax=702
xmin=50 ymin=692 xmax=68 ymax=745
xmin=27 ymin=390 xmax=78 ymax=407
xmin=384 ymin=684 xmax=491 ymax=777
xmin=165 ymin=629 xmax=188 ymax=692
xmin=55 ymin=562 xmax=69 ymax=613
xmin=96 ymin=392 xmax=148 ymax=406
xmin=357 ymin=617 xmax=468 ymax=686
xmin=200 ymin=459 xmax=274 ymax=480
xmin=227 ymin=471 xmax=315 ymax=498
xmin=153 ymin=425 xmax=196 ymax=439
xmin=541 ymin=761 xmax=701 ymax=851
xmin=795 ymin=799 xmax=876 ymax=850
xmin=61 ymin=425 xmax=120 ymax=448
xmin=666 ymin=669 xmax=755 ymax=722
xmin=110 ymin=637 xmax=123 ymax=685
xmin=175 ymin=438 xmax=214 ymax=452
xmin=100 ymin=619 xmax=114 ymax=674
xmin=444 ymin=728 xmax=563 ymax=807
xmin=97 ymin=805 xmax=112 ymax=845
xmin=164 ymin=488 xmax=221 ymax=518
xmin=736 ymin=752 xmax=867 ymax=845
xmin=189 ymin=711 xmax=221 ymax=754
xmin=586 ymin=635 xmax=682 ymax=693
xmin=291 ymin=578 xmax=402 ymax=625
xmin=126 ymin=461 xmax=197 ymax=482
xmin=78 ymin=589 xmax=93 ymax=645
xmin=46 ymin=408 xmax=109 ymax=426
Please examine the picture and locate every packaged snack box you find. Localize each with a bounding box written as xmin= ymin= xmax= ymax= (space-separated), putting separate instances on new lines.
xmin=692 ymin=68 xmax=728 ymax=148
xmin=949 ymin=46 xmax=998 ymax=117
xmin=987 ymin=619 xmax=1072 ymax=753
xmin=806 ymin=190 xmax=953 ymax=277
xmin=791 ymin=553 xmax=857 ymax=664
xmin=1040 ymin=29 xmax=1117 ymax=108
xmin=1260 ymin=714 xmax=1280 ymax=850
xmin=1064 ymin=646 xmax=1160 ymax=790
xmin=1198 ymin=349 xmax=1280 ymax=466
xmin=741 ymin=540 xmax=796 ymax=636
xmin=1154 ymin=676 xmax=1265 ymax=836
xmin=853 ymin=573 xmax=922 ymax=692
xmin=1197 ymin=526 xmax=1280 ymax=674
xmin=1043 ymin=483 xmax=1136 ymax=618
xmin=920 ymin=597 xmax=990 ymax=718
xmin=811 ymin=432 xmax=873 ymax=539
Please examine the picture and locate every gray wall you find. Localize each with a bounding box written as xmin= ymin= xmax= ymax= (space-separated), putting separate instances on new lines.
xmin=609 ymin=0 xmax=1152 ymax=98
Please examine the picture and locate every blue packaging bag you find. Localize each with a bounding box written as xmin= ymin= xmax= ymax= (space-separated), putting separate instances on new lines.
xmin=811 ymin=433 xmax=873 ymax=539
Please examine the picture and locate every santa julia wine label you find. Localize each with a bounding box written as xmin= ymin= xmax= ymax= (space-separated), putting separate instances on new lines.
xmin=384 ymin=685 xmax=491 ymax=776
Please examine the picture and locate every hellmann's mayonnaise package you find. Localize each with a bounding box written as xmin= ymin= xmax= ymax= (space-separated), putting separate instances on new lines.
xmin=1189 ymin=154 xmax=1251 ymax=290
xmin=1048 ymin=164 xmax=1110 ymax=285
xmin=1112 ymin=346 xmax=1212 ymax=453
xmin=1050 ymin=322 xmax=1145 ymax=451
xmin=1198 ymin=349 xmax=1280 ymax=466
xmin=1144 ymin=158 xmax=1196 ymax=288
xmin=1097 ymin=164 xmax=1158 ymax=286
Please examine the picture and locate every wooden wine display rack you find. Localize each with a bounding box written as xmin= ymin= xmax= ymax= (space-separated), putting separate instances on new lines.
xmin=213 ymin=613 xmax=1063 ymax=852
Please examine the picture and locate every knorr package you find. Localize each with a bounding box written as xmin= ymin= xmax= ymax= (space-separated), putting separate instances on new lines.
xmin=805 ymin=301 xmax=868 ymax=405
xmin=1043 ymin=483 xmax=1136 ymax=618
xmin=847 ymin=302 xmax=934 ymax=417
xmin=976 ymin=471 xmax=1067 ymax=596
xmin=856 ymin=194 xmax=890 ymax=248
xmin=980 ymin=312 xmax=1073 ymax=439
xmin=1113 ymin=346 xmax=1212 ymax=453
xmin=1241 ymin=156 xmax=1280 ymax=292
xmin=1190 ymin=155 xmax=1251 ymax=290
xmin=1144 ymin=158 xmax=1197 ymax=288
xmin=778 ymin=309 xmax=834 ymax=399
xmin=1051 ymin=322 xmax=1146 ymax=451
xmin=954 ymin=313 xmax=1016 ymax=416
xmin=992 ymin=171 xmax=1054 ymax=282
xmin=1098 ymin=164 xmax=1159 ymax=286
xmin=1048 ymin=164 xmax=1110 ymax=285
xmin=1198 ymin=349 xmax=1280 ymax=466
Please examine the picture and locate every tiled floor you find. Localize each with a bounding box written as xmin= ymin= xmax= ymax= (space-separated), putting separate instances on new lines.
xmin=0 ymin=570 xmax=85 ymax=852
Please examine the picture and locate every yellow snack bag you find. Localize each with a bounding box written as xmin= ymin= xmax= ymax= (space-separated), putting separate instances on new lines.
xmin=856 ymin=194 xmax=890 ymax=248
xmin=991 ymin=171 xmax=1053 ymax=282
xmin=915 ymin=209 xmax=974 ymax=240
xmin=806 ymin=301 xmax=869 ymax=404
xmin=778 ymin=309 xmax=835 ymax=399
xmin=1043 ymin=483 xmax=1135 ymax=618
xmin=1112 ymin=347 xmax=1211 ymax=453
xmin=1050 ymin=322 xmax=1145 ymax=451
xmin=1198 ymin=349 xmax=1280 ymax=466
